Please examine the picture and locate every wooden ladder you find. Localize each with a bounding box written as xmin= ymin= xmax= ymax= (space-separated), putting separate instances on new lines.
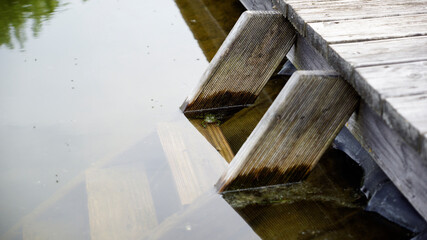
xmin=181 ymin=10 xmax=359 ymax=192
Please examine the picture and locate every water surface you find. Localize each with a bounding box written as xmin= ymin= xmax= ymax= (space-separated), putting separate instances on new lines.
xmin=0 ymin=0 xmax=414 ymax=239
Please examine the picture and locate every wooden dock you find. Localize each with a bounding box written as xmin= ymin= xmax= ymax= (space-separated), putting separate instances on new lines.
xmin=229 ymin=0 xmax=427 ymax=222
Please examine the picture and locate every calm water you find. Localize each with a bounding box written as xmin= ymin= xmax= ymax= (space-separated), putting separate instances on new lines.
xmin=0 ymin=0 xmax=413 ymax=239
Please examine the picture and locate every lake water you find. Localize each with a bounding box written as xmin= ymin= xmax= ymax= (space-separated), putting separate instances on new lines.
xmin=0 ymin=0 xmax=414 ymax=239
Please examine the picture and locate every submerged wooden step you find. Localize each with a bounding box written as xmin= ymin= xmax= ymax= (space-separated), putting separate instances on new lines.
xmin=190 ymin=119 xmax=234 ymax=163
xmin=157 ymin=121 xmax=228 ymax=205
xmin=181 ymin=10 xmax=295 ymax=118
xmin=216 ymin=71 xmax=359 ymax=192
xmin=85 ymin=166 xmax=157 ymax=240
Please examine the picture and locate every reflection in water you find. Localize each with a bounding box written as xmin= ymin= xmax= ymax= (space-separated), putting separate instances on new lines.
xmin=174 ymin=0 xmax=245 ymax=61
xmin=0 ymin=0 xmax=419 ymax=238
xmin=222 ymin=149 xmax=413 ymax=239
xmin=0 ymin=0 xmax=64 ymax=49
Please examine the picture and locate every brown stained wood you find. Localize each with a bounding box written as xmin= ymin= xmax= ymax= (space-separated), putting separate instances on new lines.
xmin=190 ymin=119 xmax=234 ymax=163
xmin=346 ymin=102 xmax=427 ymax=222
xmin=157 ymin=121 xmax=228 ymax=205
xmin=216 ymin=71 xmax=359 ymax=192
xmin=85 ymin=166 xmax=158 ymax=240
xmin=181 ymin=11 xmax=296 ymax=117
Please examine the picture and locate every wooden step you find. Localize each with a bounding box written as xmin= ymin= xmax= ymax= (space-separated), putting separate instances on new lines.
xmin=217 ymin=71 xmax=359 ymax=192
xmin=190 ymin=119 xmax=234 ymax=163
xmin=157 ymin=121 xmax=228 ymax=205
xmin=85 ymin=166 xmax=157 ymax=240
xmin=181 ymin=10 xmax=296 ymax=118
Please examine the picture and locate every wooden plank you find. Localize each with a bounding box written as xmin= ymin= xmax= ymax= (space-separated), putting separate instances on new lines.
xmin=23 ymin=220 xmax=75 ymax=240
xmin=239 ymin=0 xmax=274 ymax=10
xmin=356 ymin=61 xmax=427 ymax=107
xmin=190 ymin=119 xmax=234 ymax=163
xmin=285 ymin=0 xmax=427 ymax=22
xmin=346 ymin=102 xmax=427 ymax=222
xmin=307 ymin=14 xmax=427 ymax=44
xmin=383 ymin=94 xmax=427 ymax=151
xmin=216 ymin=71 xmax=359 ymax=192
xmin=86 ymin=166 xmax=158 ymax=240
xmin=328 ymin=36 xmax=427 ymax=114
xmin=181 ymin=11 xmax=295 ymax=118
xmin=352 ymin=61 xmax=427 ymax=151
xmin=286 ymin=34 xmax=334 ymax=71
xmin=157 ymin=121 xmax=228 ymax=205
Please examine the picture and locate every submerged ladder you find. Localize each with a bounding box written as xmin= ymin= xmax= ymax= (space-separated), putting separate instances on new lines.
xmin=181 ymin=11 xmax=359 ymax=192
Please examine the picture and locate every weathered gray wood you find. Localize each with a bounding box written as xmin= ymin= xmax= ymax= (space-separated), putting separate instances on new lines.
xmin=157 ymin=121 xmax=227 ymax=205
xmin=216 ymin=71 xmax=359 ymax=192
xmin=286 ymin=34 xmax=334 ymax=71
xmin=86 ymin=166 xmax=158 ymax=240
xmin=308 ymin=14 xmax=427 ymax=44
xmin=240 ymin=0 xmax=274 ymax=10
xmin=352 ymin=61 xmax=427 ymax=152
xmin=383 ymin=94 xmax=427 ymax=152
xmin=181 ymin=11 xmax=295 ymax=118
xmin=347 ymin=102 xmax=427 ymax=222
xmin=285 ymin=0 xmax=427 ymax=22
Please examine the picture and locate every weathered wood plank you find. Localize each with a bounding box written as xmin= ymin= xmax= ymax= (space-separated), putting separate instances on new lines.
xmin=328 ymin=36 xmax=427 ymax=116
xmin=86 ymin=166 xmax=158 ymax=240
xmin=181 ymin=11 xmax=295 ymax=118
xmin=239 ymin=0 xmax=274 ymax=10
xmin=157 ymin=121 xmax=228 ymax=205
xmin=307 ymin=14 xmax=427 ymax=44
xmin=351 ymin=61 xmax=427 ymax=152
xmin=286 ymin=34 xmax=334 ymax=71
xmin=285 ymin=0 xmax=427 ymax=22
xmin=383 ymin=94 xmax=427 ymax=152
xmin=190 ymin=119 xmax=235 ymax=163
xmin=216 ymin=71 xmax=359 ymax=192
xmin=347 ymin=102 xmax=427 ymax=222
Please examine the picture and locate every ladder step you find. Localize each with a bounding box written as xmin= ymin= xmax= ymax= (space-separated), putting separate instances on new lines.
xmin=190 ymin=119 xmax=234 ymax=163
xmin=85 ymin=166 xmax=157 ymax=240
xmin=216 ymin=71 xmax=359 ymax=192
xmin=181 ymin=10 xmax=296 ymax=118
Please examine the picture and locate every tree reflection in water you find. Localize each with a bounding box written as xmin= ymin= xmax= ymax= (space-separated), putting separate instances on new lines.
xmin=0 ymin=0 xmax=63 ymax=49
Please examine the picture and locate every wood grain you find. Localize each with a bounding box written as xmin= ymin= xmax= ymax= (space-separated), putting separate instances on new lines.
xmin=347 ymin=102 xmax=427 ymax=222
xmin=286 ymin=34 xmax=334 ymax=71
xmin=216 ymin=71 xmax=359 ymax=191
xmin=157 ymin=121 xmax=228 ymax=205
xmin=181 ymin=11 xmax=295 ymax=117
xmin=286 ymin=0 xmax=427 ymax=22
xmin=240 ymin=0 xmax=275 ymax=10
xmin=190 ymin=119 xmax=234 ymax=163
xmin=85 ymin=166 xmax=158 ymax=240
xmin=308 ymin=14 xmax=427 ymax=44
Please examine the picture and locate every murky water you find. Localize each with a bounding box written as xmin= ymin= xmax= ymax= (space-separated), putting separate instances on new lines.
xmin=0 ymin=0 xmax=414 ymax=239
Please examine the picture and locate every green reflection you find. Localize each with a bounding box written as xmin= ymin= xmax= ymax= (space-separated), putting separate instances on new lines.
xmin=0 ymin=0 xmax=62 ymax=49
